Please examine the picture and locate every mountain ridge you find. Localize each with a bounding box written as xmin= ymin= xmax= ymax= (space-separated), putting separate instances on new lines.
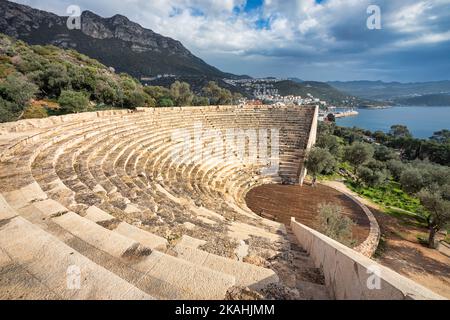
xmin=0 ymin=0 xmax=245 ymax=80
xmin=329 ymin=80 xmax=450 ymax=101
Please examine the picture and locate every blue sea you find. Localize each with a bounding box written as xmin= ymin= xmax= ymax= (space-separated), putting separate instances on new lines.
xmin=335 ymin=106 xmax=450 ymax=139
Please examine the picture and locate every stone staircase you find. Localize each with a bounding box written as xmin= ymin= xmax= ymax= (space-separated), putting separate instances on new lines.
xmin=0 ymin=105 xmax=328 ymax=300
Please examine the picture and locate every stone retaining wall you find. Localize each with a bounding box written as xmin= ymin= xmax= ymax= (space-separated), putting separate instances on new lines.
xmin=290 ymin=218 xmax=445 ymax=300
xmin=344 ymin=192 xmax=380 ymax=257
xmin=299 ymin=105 xmax=319 ymax=185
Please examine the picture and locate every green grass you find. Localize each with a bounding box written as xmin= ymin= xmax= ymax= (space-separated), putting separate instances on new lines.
xmin=345 ymin=180 xmax=424 ymax=214
xmin=344 ymin=179 xmax=431 ymax=229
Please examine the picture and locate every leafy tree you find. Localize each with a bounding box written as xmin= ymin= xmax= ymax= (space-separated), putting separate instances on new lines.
xmin=304 ymin=147 xmax=336 ymax=186
xmin=192 ymin=96 xmax=209 ymax=106
xmin=374 ymin=145 xmax=398 ymax=162
xmin=170 ymin=81 xmax=194 ymax=106
xmin=389 ymin=125 xmax=412 ymax=139
xmin=430 ymin=130 xmax=450 ymax=144
xmin=400 ymin=168 xmax=424 ymax=194
xmin=326 ymin=113 xmax=336 ymax=122
xmin=0 ymin=73 xmax=37 ymax=106
xmin=0 ymin=73 xmax=37 ymax=122
xmin=202 ymin=81 xmax=233 ymax=105
xmin=31 ymin=63 xmax=70 ymax=97
xmin=387 ymin=159 xmax=406 ymax=180
xmin=358 ymin=165 xmax=389 ymax=187
xmin=0 ymin=97 xmax=21 ymax=123
xmin=417 ymin=186 xmax=450 ymax=248
xmin=122 ymin=90 xmax=147 ymax=108
xmin=58 ymin=90 xmax=89 ymax=113
xmin=316 ymin=134 xmax=341 ymax=156
xmin=143 ymin=86 xmax=171 ymax=101
xmin=343 ymin=142 xmax=374 ymax=174
xmin=372 ymin=130 xmax=389 ymax=144
xmin=317 ymin=203 xmax=355 ymax=247
xmin=158 ymin=97 xmax=174 ymax=107
xmin=96 ymin=83 xmax=118 ymax=105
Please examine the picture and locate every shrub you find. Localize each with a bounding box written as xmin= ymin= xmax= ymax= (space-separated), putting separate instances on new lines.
xmin=170 ymin=81 xmax=194 ymax=106
xmin=343 ymin=141 xmax=374 ymax=174
xmin=317 ymin=203 xmax=355 ymax=247
xmin=0 ymin=73 xmax=37 ymax=106
xmin=158 ymin=97 xmax=174 ymax=107
xmin=122 ymin=90 xmax=147 ymax=108
xmin=0 ymin=97 xmax=21 ymax=123
xmin=387 ymin=159 xmax=406 ymax=180
xmin=400 ymin=168 xmax=424 ymax=194
xmin=358 ymin=166 xmax=389 ymax=187
xmin=304 ymin=147 xmax=336 ymax=185
xmin=22 ymin=104 xmax=48 ymax=119
xmin=58 ymin=90 xmax=89 ymax=113
xmin=316 ymin=134 xmax=341 ymax=155
xmin=192 ymin=96 xmax=209 ymax=106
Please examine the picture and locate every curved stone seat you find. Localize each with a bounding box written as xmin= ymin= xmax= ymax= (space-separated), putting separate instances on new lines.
xmin=0 ymin=105 xmax=324 ymax=300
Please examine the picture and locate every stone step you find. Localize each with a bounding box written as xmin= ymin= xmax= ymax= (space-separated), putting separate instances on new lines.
xmin=174 ymin=242 xmax=279 ymax=291
xmin=132 ymin=251 xmax=235 ymax=300
xmin=0 ymin=217 xmax=152 ymax=300
xmin=52 ymin=211 xmax=235 ymax=299
xmin=52 ymin=212 xmax=142 ymax=259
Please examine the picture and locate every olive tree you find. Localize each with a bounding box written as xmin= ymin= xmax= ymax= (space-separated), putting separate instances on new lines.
xmin=304 ymin=147 xmax=336 ymax=186
xmin=343 ymin=141 xmax=374 ymax=174
xmin=417 ymin=186 xmax=450 ymax=248
xmin=58 ymin=90 xmax=89 ymax=113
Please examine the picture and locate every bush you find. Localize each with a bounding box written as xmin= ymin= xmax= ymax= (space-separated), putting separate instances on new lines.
xmin=317 ymin=203 xmax=355 ymax=247
xmin=0 ymin=97 xmax=21 ymax=123
xmin=58 ymin=90 xmax=89 ymax=113
xmin=358 ymin=165 xmax=389 ymax=187
xmin=122 ymin=90 xmax=147 ymax=108
xmin=158 ymin=97 xmax=174 ymax=107
xmin=316 ymin=134 xmax=341 ymax=155
xmin=400 ymin=168 xmax=424 ymax=194
xmin=343 ymin=141 xmax=374 ymax=174
xmin=192 ymin=96 xmax=209 ymax=106
xmin=304 ymin=147 xmax=336 ymax=185
xmin=387 ymin=159 xmax=406 ymax=180
xmin=0 ymin=73 xmax=37 ymax=106
xmin=22 ymin=104 xmax=48 ymax=119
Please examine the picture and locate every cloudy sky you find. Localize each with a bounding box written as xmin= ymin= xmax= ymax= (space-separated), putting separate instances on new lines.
xmin=12 ymin=0 xmax=450 ymax=82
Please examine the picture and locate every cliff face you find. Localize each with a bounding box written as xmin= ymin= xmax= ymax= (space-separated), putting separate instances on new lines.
xmin=0 ymin=0 xmax=235 ymax=79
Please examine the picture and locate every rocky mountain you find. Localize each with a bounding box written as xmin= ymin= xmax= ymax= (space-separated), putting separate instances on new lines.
xmin=0 ymin=0 xmax=242 ymax=79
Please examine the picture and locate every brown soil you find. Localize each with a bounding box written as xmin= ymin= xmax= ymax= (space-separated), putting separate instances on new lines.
xmin=324 ymin=181 xmax=450 ymax=299
xmin=372 ymin=209 xmax=450 ymax=298
xmin=245 ymin=183 xmax=370 ymax=246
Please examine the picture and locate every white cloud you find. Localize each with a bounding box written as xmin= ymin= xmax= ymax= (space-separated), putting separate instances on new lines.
xmin=10 ymin=0 xmax=450 ymax=80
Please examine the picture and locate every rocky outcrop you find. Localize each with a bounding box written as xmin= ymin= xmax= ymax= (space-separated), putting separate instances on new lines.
xmin=0 ymin=0 xmax=235 ymax=79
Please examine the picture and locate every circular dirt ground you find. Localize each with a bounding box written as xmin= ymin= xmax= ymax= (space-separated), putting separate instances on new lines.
xmin=245 ymin=183 xmax=371 ymax=246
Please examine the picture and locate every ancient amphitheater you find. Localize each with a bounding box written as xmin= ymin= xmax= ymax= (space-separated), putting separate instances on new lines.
xmin=0 ymin=105 xmax=444 ymax=300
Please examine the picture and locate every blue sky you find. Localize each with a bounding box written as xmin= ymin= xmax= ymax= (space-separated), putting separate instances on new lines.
xmin=12 ymin=0 xmax=450 ymax=82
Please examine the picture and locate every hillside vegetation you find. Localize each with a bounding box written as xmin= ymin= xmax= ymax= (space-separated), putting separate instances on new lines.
xmin=306 ymin=122 xmax=450 ymax=247
xmin=0 ymin=34 xmax=240 ymax=123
